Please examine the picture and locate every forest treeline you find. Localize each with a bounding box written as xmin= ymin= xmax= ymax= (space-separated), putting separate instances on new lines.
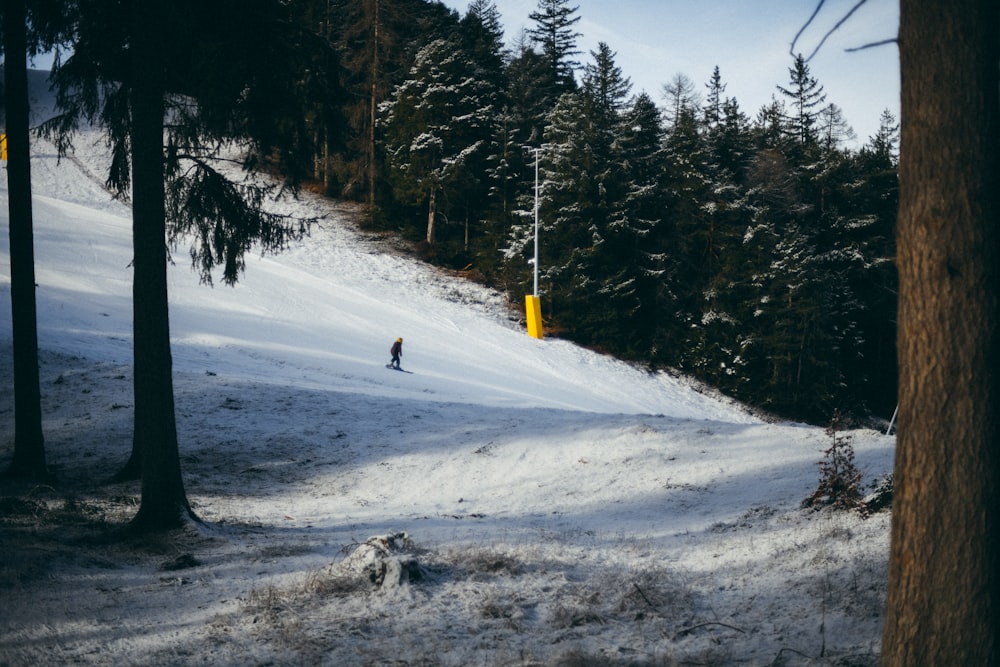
xmin=310 ymin=0 xmax=899 ymax=424
xmin=8 ymin=0 xmax=899 ymax=424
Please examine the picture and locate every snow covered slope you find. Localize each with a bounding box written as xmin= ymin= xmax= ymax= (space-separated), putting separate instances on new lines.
xmin=1 ymin=71 xmax=895 ymax=666
xmin=15 ymin=145 xmax=757 ymax=420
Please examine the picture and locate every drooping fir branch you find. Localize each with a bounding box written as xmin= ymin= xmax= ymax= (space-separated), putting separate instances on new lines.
xmin=165 ymin=154 xmax=313 ymax=287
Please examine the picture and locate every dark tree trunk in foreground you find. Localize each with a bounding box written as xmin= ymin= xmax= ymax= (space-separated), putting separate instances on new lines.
xmin=127 ymin=0 xmax=197 ymax=531
xmin=2 ymin=0 xmax=49 ymax=481
xmin=882 ymin=0 xmax=999 ymax=663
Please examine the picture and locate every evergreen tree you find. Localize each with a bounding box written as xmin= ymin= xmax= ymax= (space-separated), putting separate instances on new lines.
xmin=127 ymin=0 xmax=193 ymax=530
xmin=573 ymin=42 xmax=638 ymax=349
xmin=582 ymin=41 xmax=630 ymax=123
xmin=524 ymin=41 xmax=635 ymax=349
xmin=43 ymin=0 xmax=324 ymax=530
xmin=1 ymin=0 xmax=51 ymax=481
xmin=778 ymin=54 xmax=827 ymax=150
xmin=727 ymin=62 xmax=894 ymax=419
xmin=661 ymin=97 xmax=712 ymax=357
xmin=755 ymin=96 xmax=792 ymax=150
xmin=527 ymin=0 xmax=580 ymax=96
xmin=866 ymin=107 xmax=900 ymax=166
xmin=686 ymin=80 xmax=757 ymax=392
xmin=283 ymin=0 xmax=344 ymax=193
xmin=535 ymin=90 xmax=597 ymax=340
xmin=503 ymin=28 xmax=554 ymax=157
xmin=703 ymin=65 xmax=725 ymax=129
xmin=457 ymin=0 xmax=517 ymax=273
xmin=379 ymin=34 xmax=496 ymax=247
xmin=329 ymin=0 xmax=457 ymax=208
xmin=464 ymin=0 xmax=506 ymax=68
xmin=614 ymin=91 xmax=670 ymax=358
xmin=712 ymin=94 xmax=753 ymax=177
xmin=849 ymin=111 xmax=899 ymax=415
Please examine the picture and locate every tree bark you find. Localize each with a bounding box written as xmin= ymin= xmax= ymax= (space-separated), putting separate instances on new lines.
xmin=882 ymin=1 xmax=999 ymax=664
xmin=2 ymin=0 xmax=49 ymax=481
xmin=426 ymin=187 xmax=437 ymax=245
xmin=127 ymin=0 xmax=197 ymax=531
xmin=367 ymin=0 xmax=380 ymax=222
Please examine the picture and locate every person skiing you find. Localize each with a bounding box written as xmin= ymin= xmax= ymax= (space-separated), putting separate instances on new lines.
xmin=389 ymin=337 xmax=403 ymax=369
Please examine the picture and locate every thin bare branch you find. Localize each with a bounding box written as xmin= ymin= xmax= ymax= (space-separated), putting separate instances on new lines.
xmin=846 ymin=37 xmax=899 ymax=52
xmin=793 ymin=0 xmax=872 ymax=61
xmin=790 ymin=0 xmax=827 ymax=57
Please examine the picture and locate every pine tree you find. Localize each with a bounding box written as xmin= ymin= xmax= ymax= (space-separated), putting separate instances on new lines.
xmin=522 ymin=41 xmax=639 ymax=349
xmin=778 ymin=54 xmax=827 ymax=150
xmin=614 ymin=92 xmax=670 ymax=358
xmin=379 ymin=35 xmax=496 ymax=246
xmin=328 ymin=0 xmax=457 ymax=209
xmin=755 ymin=96 xmax=792 ymax=150
xmin=527 ymin=0 xmax=581 ymax=96
xmin=661 ymin=97 xmax=713 ymax=360
xmin=866 ymin=108 xmax=900 ymax=167
xmin=848 ymin=112 xmax=899 ymax=415
xmin=686 ymin=81 xmax=757 ymax=392
xmin=703 ymin=65 xmax=725 ymax=129
xmin=42 ymin=0 xmax=325 ymax=529
xmin=454 ymin=0 xmax=508 ymax=260
xmin=582 ymin=41 xmax=630 ymax=124
xmin=2 ymin=0 xmax=48 ymax=480
xmin=127 ymin=0 xmax=193 ymax=530
xmin=731 ymin=62 xmax=894 ymax=419
xmin=464 ymin=0 xmax=506 ymax=68
xmin=574 ymin=42 xmax=639 ymax=349
xmin=503 ymin=32 xmax=547 ymax=146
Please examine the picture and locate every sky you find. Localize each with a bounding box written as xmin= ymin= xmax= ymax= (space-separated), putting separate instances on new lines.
xmin=442 ymin=0 xmax=901 ymax=147
xmin=1 ymin=70 xmax=895 ymax=665
xmin=22 ymin=1 xmax=900 ymax=146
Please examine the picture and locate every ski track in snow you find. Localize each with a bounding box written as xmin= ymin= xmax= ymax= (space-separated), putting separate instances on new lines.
xmin=1 ymin=71 xmax=894 ymax=666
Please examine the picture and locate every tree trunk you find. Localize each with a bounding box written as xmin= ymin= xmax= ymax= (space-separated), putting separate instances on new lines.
xmin=426 ymin=187 xmax=437 ymax=245
xmin=2 ymin=0 xmax=49 ymax=481
xmin=882 ymin=1 xmax=1000 ymax=664
xmin=367 ymin=0 xmax=380 ymax=223
xmin=127 ymin=0 xmax=197 ymax=531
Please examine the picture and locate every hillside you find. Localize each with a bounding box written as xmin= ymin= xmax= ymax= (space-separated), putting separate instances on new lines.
xmin=1 ymin=71 xmax=894 ymax=666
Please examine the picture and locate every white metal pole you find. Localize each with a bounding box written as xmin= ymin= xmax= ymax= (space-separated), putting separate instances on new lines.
xmin=533 ymin=148 xmax=539 ymax=297
xmin=887 ymin=404 xmax=899 ymax=435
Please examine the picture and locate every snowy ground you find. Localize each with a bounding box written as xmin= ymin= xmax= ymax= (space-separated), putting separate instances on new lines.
xmin=1 ymin=71 xmax=894 ymax=666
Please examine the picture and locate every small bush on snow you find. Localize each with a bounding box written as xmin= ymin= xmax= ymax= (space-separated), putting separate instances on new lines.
xmin=803 ymin=412 xmax=864 ymax=511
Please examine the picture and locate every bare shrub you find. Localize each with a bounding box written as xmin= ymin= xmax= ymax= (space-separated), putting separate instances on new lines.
xmin=454 ymin=546 xmax=525 ymax=579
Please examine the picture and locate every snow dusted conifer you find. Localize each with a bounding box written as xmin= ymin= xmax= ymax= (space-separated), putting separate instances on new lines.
xmin=778 ymin=54 xmax=827 ymax=150
xmin=40 ymin=0 xmax=327 ymax=529
xmin=379 ymin=35 xmax=496 ymax=246
xmin=610 ymin=92 xmax=670 ymax=357
xmin=527 ymin=0 xmax=581 ymax=96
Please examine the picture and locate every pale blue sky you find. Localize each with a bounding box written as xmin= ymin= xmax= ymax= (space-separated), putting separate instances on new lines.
xmin=24 ymin=1 xmax=900 ymax=146
xmin=443 ymin=0 xmax=900 ymax=146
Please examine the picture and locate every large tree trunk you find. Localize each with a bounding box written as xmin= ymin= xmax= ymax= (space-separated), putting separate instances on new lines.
xmin=127 ymin=0 xmax=197 ymax=531
xmin=367 ymin=0 xmax=379 ymax=222
xmin=2 ymin=0 xmax=49 ymax=481
xmin=882 ymin=0 xmax=999 ymax=664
